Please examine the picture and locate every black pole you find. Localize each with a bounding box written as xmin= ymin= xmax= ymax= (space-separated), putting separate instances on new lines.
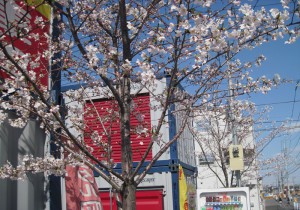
xmin=49 ymin=3 xmax=62 ymax=210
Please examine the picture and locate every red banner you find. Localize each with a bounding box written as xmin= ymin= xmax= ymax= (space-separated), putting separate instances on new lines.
xmin=65 ymin=165 xmax=103 ymax=210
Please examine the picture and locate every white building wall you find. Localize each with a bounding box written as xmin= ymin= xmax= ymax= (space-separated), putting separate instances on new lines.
xmin=149 ymin=78 xmax=171 ymax=160
xmin=175 ymin=109 xmax=196 ymax=166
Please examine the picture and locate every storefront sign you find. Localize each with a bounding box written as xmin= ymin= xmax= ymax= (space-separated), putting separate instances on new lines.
xmin=65 ymin=165 xmax=103 ymax=210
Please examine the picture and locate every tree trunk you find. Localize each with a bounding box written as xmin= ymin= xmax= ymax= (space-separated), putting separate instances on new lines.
xmin=120 ymin=75 xmax=135 ymax=210
xmin=119 ymin=0 xmax=135 ymax=209
xmin=121 ymin=182 xmax=136 ymax=210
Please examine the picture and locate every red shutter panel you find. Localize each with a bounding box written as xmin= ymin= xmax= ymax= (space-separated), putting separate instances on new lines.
xmin=84 ymin=94 xmax=152 ymax=163
xmin=99 ymin=190 xmax=164 ymax=210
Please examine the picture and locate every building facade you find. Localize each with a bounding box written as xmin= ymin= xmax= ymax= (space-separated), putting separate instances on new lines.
xmin=62 ymin=77 xmax=197 ymax=210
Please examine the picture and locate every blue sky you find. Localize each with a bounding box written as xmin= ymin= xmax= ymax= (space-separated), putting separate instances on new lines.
xmin=240 ymin=39 xmax=300 ymax=186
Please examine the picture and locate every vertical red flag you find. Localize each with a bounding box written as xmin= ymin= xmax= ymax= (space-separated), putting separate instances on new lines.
xmin=65 ymin=165 xmax=103 ymax=210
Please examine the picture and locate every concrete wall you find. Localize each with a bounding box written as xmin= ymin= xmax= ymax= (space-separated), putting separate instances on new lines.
xmin=0 ymin=112 xmax=48 ymax=210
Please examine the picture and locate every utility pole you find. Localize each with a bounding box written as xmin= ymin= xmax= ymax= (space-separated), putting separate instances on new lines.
xmin=277 ymin=162 xmax=280 ymax=193
xmin=284 ymin=141 xmax=290 ymax=199
xmin=228 ymin=79 xmax=241 ymax=187
xmin=281 ymin=170 xmax=284 ymax=193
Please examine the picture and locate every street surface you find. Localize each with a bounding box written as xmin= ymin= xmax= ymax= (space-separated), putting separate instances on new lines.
xmin=265 ymin=199 xmax=294 ymax=210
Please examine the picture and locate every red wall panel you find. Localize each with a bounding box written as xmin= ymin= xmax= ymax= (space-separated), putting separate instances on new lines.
xmin=99 ymin=190 xmax=164 ymax=210
xmin=84 ymin=94 xmax=152 ymax=163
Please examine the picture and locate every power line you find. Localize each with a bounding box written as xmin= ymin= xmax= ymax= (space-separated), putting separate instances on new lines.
xmin=255 ymin=99 xmax=300 ymax=107
xmin=291 ymin=81 xmax=300 ymax=119
xmin=255 ymin=119 xmax=300 ymax=124
xmin=288 ymin=164 xmax=300 ymax=176
xmin=255 ymin=125 xmax=300 ymax=132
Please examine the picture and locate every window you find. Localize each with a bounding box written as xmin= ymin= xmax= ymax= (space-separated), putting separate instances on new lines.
xmin=198 ymin=154 xmax=215 ymax=165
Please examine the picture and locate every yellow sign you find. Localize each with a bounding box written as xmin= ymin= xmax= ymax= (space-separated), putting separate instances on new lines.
xmin=179 ymin=165 xmax=188 ymax=210
xmin=25 ymin=0 xmax=51 ymax=20
xmin=229 ymin=145 xmax=244 ymax=170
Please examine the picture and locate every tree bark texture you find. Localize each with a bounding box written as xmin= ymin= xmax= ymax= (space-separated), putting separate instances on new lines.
xmin=119 ymin=0 xmax=135 ymax=209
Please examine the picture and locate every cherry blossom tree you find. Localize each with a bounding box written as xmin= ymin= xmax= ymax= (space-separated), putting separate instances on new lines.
xmin=191 ymin=96 xmax=287 ymax=188
xmin=0 ymin=0 xmax=300 ymax=209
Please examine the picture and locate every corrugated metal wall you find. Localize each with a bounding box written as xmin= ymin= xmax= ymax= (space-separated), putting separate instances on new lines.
xmin=0 ymin=112 xmax=48 ymax=210
xmin=84 ymin=94 xmax=152 ymax=163
xmin=99 ymin=189 xmax=164 ymax=210
xmin=175 ymin=107 xmax=196 ymax=167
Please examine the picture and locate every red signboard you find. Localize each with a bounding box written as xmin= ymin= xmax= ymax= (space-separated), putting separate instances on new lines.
xmin=65 ymin=165 xmax=103 ymax=210
xmin=0 ymin=0 xmax=50 ymax=86
xmin=84 ymin=94 xmax=152 ymax=163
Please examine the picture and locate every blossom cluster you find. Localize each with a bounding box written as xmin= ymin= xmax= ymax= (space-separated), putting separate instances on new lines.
xmin=0 ymin=155 xmax=73 ymax=180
